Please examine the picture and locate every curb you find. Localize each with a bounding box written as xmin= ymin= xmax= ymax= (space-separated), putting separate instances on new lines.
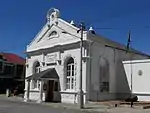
xmin=41 ymin=102 xmax=108 ymax=113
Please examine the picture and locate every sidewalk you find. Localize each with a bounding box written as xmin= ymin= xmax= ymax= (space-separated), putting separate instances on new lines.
xmin=42 ymin=102 xmax=108 ymax=113
xmin=1 ymin=95 xmax=150 ymax=113
xmin=0 ymin=95 xmax=108 ymax=113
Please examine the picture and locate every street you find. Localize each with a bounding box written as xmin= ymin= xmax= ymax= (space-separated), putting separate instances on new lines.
xmin=1 ymin=97 xmax=150 ymax=113
xmin=0 ymin=100 xmax=83 ymax=113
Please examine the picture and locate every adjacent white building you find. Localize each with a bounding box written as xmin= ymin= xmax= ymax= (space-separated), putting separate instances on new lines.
xmin=24 ymin=8 xmax=150 ymax=104
xmin=123 ymin=59 xmax=150 ymax=101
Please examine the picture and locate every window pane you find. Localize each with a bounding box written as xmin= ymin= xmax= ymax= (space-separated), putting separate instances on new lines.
xmin=4 ymin=65 xmax=13 ymax=75
xmin=66 ymin=83 xmax=70 ymax=89
xmin=66 ymin=78 xmax=70 ymax=89
xmin=38 ymin=68 xmax=41 ymax=73
xmin=67 ymin=65 xmax=70 ymax=70
xmin=71 ymin=78 xmax=74 ymax=84
xmin=67 ymin=71 xmax=70 ymax=77
xmin=72 ymin=65 xmax=74 ymax=70
xmin=66 ymin=78 xmax=70 ymax=84
xmin=72 ymin=70 xmax=74 ymax=76
xmin=67 ymin=58 xmax=74 ymax=64
xmin=0 ymin=55 xmax=3 ymax=60
xmin=74 ymin=79 xmax=76 ymax=89
xmin=35 ymin=68 xmax=38 ymax=73
xmin=71 ymin=78 xmax=74 ymax=89
xmin=71 ymin=83 xmax=74 ymax=89
xmin=0 ymin=62 xmax=3 ymax=72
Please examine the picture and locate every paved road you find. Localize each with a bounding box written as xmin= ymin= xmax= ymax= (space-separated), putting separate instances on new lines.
xmin=2 ymin=97 xmax=150 ymax=113
xmin=0 ymin=100 xmax=82 ymax=113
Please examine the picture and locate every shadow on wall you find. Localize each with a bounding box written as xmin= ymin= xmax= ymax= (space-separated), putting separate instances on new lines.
xmin=57 ymin=80 xmax=62 ymax=102
xmin=116 ymin=59 xmax=131 ymax=100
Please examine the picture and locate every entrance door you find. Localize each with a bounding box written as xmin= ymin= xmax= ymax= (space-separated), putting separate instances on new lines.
xmin=45 ymin=80 xmax=54 ymax=102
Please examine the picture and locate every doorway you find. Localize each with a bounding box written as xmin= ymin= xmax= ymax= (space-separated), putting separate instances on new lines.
xmin=45 ymin=80 xmax=54 ymax=102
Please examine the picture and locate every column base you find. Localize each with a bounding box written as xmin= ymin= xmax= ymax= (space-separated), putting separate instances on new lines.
xmin=37 ymin=99 xmax=42 ymax=103
xmin=24 ymin=98 xmax=30 ymax=102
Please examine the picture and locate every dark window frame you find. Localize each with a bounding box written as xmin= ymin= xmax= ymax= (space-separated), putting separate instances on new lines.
xmin=0 ymin=61 xmax=4 ymax=73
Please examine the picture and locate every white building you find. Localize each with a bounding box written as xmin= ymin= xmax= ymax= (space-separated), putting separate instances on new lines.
xmin=123 ymin=59 xmax=150 ymax=101
xmin=24 ymin=8 xmax=150 ymax=104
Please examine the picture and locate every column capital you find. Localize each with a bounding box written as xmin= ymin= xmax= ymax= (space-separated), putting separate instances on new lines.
xmin=27 ymin=79 xmax=31 ymax=82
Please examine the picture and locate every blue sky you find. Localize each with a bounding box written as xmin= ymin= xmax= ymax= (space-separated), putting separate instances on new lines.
xmin=0 ymin=0 xmax=150 ymax=57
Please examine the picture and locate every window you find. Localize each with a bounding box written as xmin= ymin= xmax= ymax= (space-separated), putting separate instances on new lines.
xmin=99 ymin=58 xmax=109 ymax=92
xmin=15 ymin=65 xmax=24 ymax=78
xmin=100 ymin=82 xmax=109 ymax=92
xmin=48 ymin=31 xmax=57 ymax=37
xmin=4 ymin=64 xmax=13 ymax=75
xmin=0 ymin=61 xmax=3 ymax=72
xmin=66 ymin=57 xmax=76 ymax=90
xmin=32 ymin=62 xmax=40 ymax=89
xmin=0 ymin=55 xmax=3 ymax=60
xmin=48 ymin=31 xmax=58 ymax=39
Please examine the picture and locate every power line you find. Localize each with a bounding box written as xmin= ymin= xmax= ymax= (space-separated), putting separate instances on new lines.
xmin=90 ymin=26 xmax=150 ymax=30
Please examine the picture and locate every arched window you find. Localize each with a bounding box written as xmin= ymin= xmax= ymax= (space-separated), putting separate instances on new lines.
xmin=48 ymin=31 xmax=58 ymax=38
xmin=32 ymin=61 xmax=41 ymax=89
xmin=99 ymin=58 xmax=109 ymax=92
xmin=34 ymin=62 xmax=40 ymax=73
xmin=66 ymin=57 xmax=76 ymax=90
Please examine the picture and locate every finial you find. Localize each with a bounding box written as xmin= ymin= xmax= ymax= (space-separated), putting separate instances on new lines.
xmin=70 ymin=20 xmax=75 ymax=26
xmin=89 ymin=27 xmax=93 ymax=31
xmin=89 ymin=27 xmax=95 ymax=34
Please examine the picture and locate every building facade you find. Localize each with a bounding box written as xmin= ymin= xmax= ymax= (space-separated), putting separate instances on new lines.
xmin=0 ymin=53 xmax=25 ymax=94
xmin=123 ymin=59 xmax=150 ymax=101
xmin=24 ymin=8 xmax=150 ymax=104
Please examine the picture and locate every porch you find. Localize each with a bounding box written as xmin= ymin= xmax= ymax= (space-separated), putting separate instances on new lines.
xmin=24 ymin=68 xmax=61 ymax=103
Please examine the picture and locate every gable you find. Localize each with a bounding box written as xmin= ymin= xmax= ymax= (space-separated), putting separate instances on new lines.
xmin=27 ymin=8 xmax=82 ymax=53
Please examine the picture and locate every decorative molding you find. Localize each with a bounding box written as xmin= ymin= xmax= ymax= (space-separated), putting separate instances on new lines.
xmin=46 ymin=62 xmax=57 ymax=66
xmin=57 ymin=59 xmax=61 ymax=65
xmin=48 ymin=31 xmax=59 ymax=39
xmin=82 ymin=55 xmax=90 ymax=62
xmin=42 ymin=62 xmax=45 ymax=66
xmin=45 ymin=53 xmax=57 ymax=64
xmin=47 ymin=8 xmax=60 ymax=26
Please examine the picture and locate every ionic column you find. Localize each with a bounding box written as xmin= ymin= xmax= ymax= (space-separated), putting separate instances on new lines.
xmin=24 ymin=79 xmax=30 ymax=102
xmin=37 ymin=80 xmax=43 ymax=103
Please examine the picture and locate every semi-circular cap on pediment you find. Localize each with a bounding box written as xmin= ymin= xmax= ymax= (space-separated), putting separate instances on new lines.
xmin=47 ymin=8 xmax=60 ymax=22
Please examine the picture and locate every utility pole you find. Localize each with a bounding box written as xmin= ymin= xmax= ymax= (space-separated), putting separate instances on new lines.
xmin=128 ymin=29 xmax=133 ymax=107
xmin=130 ymin=53 xmax=133 ymax=107
xmin=127 ymin=28 xmax=133 ymax=107
xmin=77 ymin=22 xmax=85 ymax=109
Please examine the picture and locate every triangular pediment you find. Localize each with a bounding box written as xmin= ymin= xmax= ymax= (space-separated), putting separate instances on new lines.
xmin=27 ymin=9 xmax=81 ymax=53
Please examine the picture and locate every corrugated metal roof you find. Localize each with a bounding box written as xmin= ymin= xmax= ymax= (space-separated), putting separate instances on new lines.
xmin=0 ymin=53 xmax=25 ymax=65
